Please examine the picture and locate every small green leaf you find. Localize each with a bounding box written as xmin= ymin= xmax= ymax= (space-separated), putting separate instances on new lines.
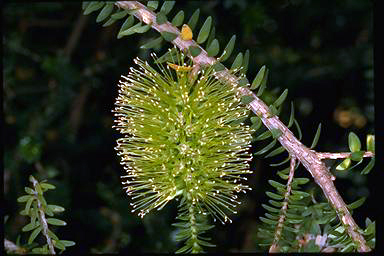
xmin=265 ymin=146 xmax=285 ymax=158
xmin=261 ymin=204 xmax=280 ymax=213
xmin=111 ymin=10 xmax=128 ymax=20
xmin=171 ymin=10 xmax=184 ymax=26
xmin=361 ymin=158 xmax=375 ymax=175
xmin=255 ymin=140 xmax=276 ymax=155
xmin=288 ymin=102 xmax=295 ymax=128
xmin=268 ymin=105 xmax=278 ymax=116
xmin=147 ymin=1 xmax=159 ymax=11
xmin=207 ymin=39 xmax=220 ymax=57
xmin=310 ymin=123 xmax=322 ymax=149
xmin=40 ymin=183 xmax=56 ymax=190
xmin=22 ymin=222 xmax=40 ymax=232
xmin=48 ymin=229 xmax=59 ymax=240
xmin=260 ymin=216 xmax=278 ymax=225
xmin=273 ymin=89 xmax=288 ymax=107
xmin=238 ymin=77 xmax=249 ymax=87
xmin=38 ymin=194 xmax=47 ymax=208
xmin=268 ymin=180 xmax=286 ymax=190
xmin=140 ymin=37 xmax=163 ymax=49
xmin=28 ymin=226 xmax=42 ymax=244
xmin=351 ymin=151 xmax=364 ymax=161
xmin=254 ymin=130 xmax=272 ymax=141
xmin=35 ymin=183 xmax=43 ymax=195
xmin=366 ymin=134 xmax=375 ymax=152
xmin=206 ymin=25 xmax=215 ymax=47
xmin=17 ymin=195 xmax=32 ymax=203
xmin=188 ymin=45 xmax=201 ymax=57
xmin=336 ymin=158 xmax=351 ymax=171
xmin=102 ymin=18 xmax=116 ymax=27
xmin=241 ymin=95 xmax=254 ymax=104
xmin=348 ymin=132 xmax=361 ymax=152
xmin=212 ymin=62 xmax=225 ymax=72
xmin=271 ymin=128 xmax=283 ymax=139
xmin=242 ymin=49 xmax=250 ymax=74
xmin=220 ymin=35 xmax=236 ymax=62
xmin=197 ymin=16 xmax=212 ymax=44
xmin=160 ymin=1 xmax=175 ymax=15
xmin=270 ymin=156 xmax=290 ymax=167
xmin=187 ymin=8 xmax=200 ymax=31
xmin=96 ymin=3 xmax=114 ymax=23
xmin=251 ymin=65 xmax=266 ymax=90
xmin=54 ymin=240 xmax=66 ymax=250
xmin=266 ymin=191 xmax=284 ymax=200
xmin=25 ymin=196 xmax=34 ymax=214
xmin=347 ymin=197 xmax=366 ymax=210
xmin=31 ymin=248 xmax=44 ymax=253
xmin=118 ymin=16 xmax=134 ymax=36
xmin=134 ymin=24 xmax=151 ymax=34
xmin=156 ymin=12 xmax=167 ymax=25
xmin=47 ymin=218 xmax=67 ymax=226
xmin=60 ymin=240 xmax=76 ymax=247
xmin=250 ymin=116 xmax=262 ymax=131
xmin=231 ymin=52 xmax=243 ymax=70
xmin=257 ymin=68 xmax=268 ymax=97
xmin=83 ymin=2 xmax=105 ymax=15
xmin=25 ymin=187 xmax=35 ymax=195
xmin=160 ymin=31 xmax=178 ymax=42
xmin=294 ymin=119 xmax=302 ymax=140
xmin=82 ymin=2 xmax=91 ymax=10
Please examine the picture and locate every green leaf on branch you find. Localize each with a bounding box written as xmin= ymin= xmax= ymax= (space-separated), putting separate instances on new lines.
xmin=251 ymin=65 xmax=266 ymax=90
xmin=347 ymin=197 xmax=366 ymax=210
xmin=348 ymin=132 xmax=361 ymax=152
xmin=28 ymin=226 xmax=42 ymax=244
xmin=188 ymin=46 xmax=201 ymax=57
xmin=83 ymin=2 xmax=105 ymax=15
xmin=160 ymin=1 xmax=175 ymax=15
xmin=351 ymin=151 xmax=364 ymax=161
xmin=147 ymin=1 xmax=159 ymax=11
xmin=197 ymin=16 xmax=212 ymax=44
xmin=310 ymin=123 xmax=322 ymax=149
xmin=156 ymin=12 xmax=168 ymax=25
xmin=161 ymin=31 xmax=178 ymax=42
xmin=187 ymin=9 xmax=200 ymax=31
xmin=96 ymin=3 xmax=114 ymax=23
xmin=273 ymin=89 xmax=288 ymax=107
xmin=361 ymin=158 xmax=375 ymax=175
xmin=172 ymin=10 xmax=184 ymax=26
xmin=220 ymin=35 xmax=236 ymax=62
xmin=336 ymin=158 xmax=351 ymax=171
xmin=240 ymin=95 xmax=254 ymax=104
xmin=47 ymin=218 xmax=67 ymax=226
xmin=231 ymin=52 xmax=243 ymax=70
xmin=207 ymin=39 xmax=219 ymax=57
xmin=140 ymin=37 xmax=163 ymax=49
xmin=366 ymin=134 xmax=375 ymax=152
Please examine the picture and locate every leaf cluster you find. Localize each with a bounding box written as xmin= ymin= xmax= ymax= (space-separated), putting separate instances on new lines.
xmin=16 ymin=175 xmax=75 ymax=254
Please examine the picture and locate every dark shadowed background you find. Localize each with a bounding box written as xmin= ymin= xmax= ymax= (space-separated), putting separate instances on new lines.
xmin=3 ymin=0 xmax=374 ymax=253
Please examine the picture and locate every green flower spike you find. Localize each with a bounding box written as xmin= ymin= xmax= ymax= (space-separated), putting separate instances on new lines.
xmin=113 ymin=49 xmax=253 ymax=252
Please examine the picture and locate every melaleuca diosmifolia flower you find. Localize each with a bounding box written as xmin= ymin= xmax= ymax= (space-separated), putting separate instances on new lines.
xmin=113 ymin=49 xmax=253 ymax=252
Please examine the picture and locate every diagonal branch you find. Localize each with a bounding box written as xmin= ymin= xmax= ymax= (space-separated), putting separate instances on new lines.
xmin=113 ymin=1 xmax=371 ymax=252
xmin=269 ymin=156 xmax=296 ymax=253
xmin=317 ymin=151 xmax=374 ymax=160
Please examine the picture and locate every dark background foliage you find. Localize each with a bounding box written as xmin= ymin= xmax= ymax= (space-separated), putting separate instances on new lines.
xmin=3 ymin=0 xmax=374 ymax=253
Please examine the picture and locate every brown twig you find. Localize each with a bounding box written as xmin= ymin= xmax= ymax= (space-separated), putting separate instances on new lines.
xmin=269 ymin=156 xmax=296 ymax=253
xmin=317 ymin=151 xmax=374 ymax=160
xmin=113 ymin=1 xmax=372 ymax=251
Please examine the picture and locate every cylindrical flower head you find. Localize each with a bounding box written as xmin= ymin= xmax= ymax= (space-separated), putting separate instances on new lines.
xmin=113 ymin=52 xmax=253 ymax=224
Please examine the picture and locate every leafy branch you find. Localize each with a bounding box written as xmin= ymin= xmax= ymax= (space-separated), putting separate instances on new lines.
xmin=15 ymin=175 xmax=75 ymax=254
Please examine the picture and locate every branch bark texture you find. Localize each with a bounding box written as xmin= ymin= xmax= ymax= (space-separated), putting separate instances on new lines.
xmin=114 ymin=1 xmax=371 ymax=252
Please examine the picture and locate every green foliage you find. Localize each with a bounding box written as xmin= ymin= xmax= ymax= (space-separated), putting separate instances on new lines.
xmin=16 ymin=175 xmax=75 ymax=254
